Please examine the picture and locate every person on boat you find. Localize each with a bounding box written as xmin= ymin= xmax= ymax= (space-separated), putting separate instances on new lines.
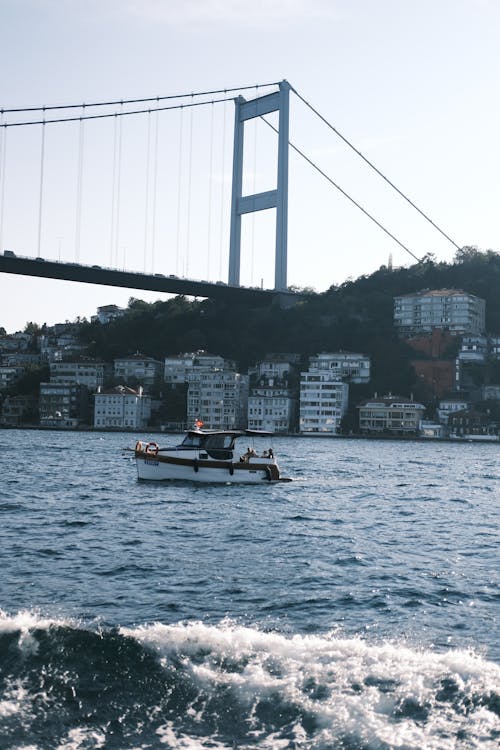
xmin=240 ymin=446 xmax=257 ymax=462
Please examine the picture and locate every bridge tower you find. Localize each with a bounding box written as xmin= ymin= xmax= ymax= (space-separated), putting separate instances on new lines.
xmin=228 ymin=80 xmax=290 ymax=291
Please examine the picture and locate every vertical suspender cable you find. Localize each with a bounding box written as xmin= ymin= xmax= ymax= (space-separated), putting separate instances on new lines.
xmin=151 ymin=109 xmax=159 ymax=273
xmin=175 ymin=107 xmax=184 ymax=275
xmin=143 ymin=110 xmax=151 ymax=272
xmin=74 ymin=111 xmax=85 ymax=262
xmin=115 ymin=107 xmax=123 ymax=268
xmin=250 ymin=86 xmax=258 ymax=285
xmin=185 ymin=98 xmax=194 ymax=278
xmin=37 ymin=120 xmax=46 ymax=257
xmin=109 ymin=115 xmax=118 ymax=266
xmin=218 ymin=99 xmax=227 ymax=281
xmin=0 ymin=123 xmax=6 ymax=251
xmin=206 ymin=101 xmax=214 ymax=280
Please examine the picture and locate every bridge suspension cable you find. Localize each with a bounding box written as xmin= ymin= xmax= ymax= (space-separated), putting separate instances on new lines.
xmin=262 ymin=116 xmax=422 ymax=263
xmin=291 ymin=86 xmax=460 ymax=251
xmin=0 ymin=83 xmax=281 ymax=115
xmin=1 ymin=96 xmax=239 ymax=128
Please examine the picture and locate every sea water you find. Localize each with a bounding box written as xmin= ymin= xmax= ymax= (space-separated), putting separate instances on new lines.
xmin=0 ymin=429 xmax=498 ymax=749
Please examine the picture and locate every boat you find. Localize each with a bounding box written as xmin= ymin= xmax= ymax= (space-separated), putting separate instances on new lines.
xmin=134 ymin=427 xmax=289 ymax=483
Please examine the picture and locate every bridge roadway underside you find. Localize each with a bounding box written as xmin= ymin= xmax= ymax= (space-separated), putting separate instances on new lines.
xmin=0 ymin=255 xmax=299 ymax=307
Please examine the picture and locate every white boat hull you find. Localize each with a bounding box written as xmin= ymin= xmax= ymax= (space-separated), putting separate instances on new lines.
xmin=134 ymin=442 xmax=281 ymax=483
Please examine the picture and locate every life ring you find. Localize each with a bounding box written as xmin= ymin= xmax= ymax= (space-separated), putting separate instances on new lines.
xmin=145 ymin=442 xmax=159 ymax=456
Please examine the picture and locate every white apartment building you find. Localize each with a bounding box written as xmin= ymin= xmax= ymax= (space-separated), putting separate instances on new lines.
xmin=300 ymin=356 xmax=349 ymax=433
xmin=114 ymin=354 xmax=163 ymax=386
xmin=394 ymin=289 xmax=485 ymax=337
xmin=94 ymin=385 xmax=151 ymax=429
xmin=50 ymin=360 xmax=110 ymax=389
xmin=164 ymin=352 xmax=232 ymax=383
xmin=248 ymin=387 xmax=296 ymax=433
xmin=307 ymin=352 xmax=370 ymax=384
xmin=247 ymin=356 xmax=299 ymax=433
xmin=163 ymin=351 xmax=246 ymax=429
xmin=358 ymin=396 xmax=425 ymax=434
xmin=187 ymin=369 xmax=248 ymax=430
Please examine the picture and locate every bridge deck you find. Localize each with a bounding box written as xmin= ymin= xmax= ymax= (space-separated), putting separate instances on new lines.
xmin=0 ymin=254 xmax=298 ymax=306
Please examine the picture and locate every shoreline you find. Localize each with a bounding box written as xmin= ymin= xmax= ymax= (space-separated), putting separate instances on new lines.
xmin=0 ymin=423 xmax=498 ymax=444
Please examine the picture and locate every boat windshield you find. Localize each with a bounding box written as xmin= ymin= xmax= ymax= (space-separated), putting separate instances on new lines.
xmin=181 ymin=434 xmax=202 ymax=448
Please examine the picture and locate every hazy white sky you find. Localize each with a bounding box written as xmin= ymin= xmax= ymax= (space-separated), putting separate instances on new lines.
xmin=1 ymin=0 xmax=499 ymax=333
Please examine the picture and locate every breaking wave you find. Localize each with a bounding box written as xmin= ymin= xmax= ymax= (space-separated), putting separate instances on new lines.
xmin=1 ymin=611 xmax=499 ymax=749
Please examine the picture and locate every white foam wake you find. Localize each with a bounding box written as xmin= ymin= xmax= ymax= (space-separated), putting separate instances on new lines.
xmin=122 ymin=619 xmax=500 ymax=750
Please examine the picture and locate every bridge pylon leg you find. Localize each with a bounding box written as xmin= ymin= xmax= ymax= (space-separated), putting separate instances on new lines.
xmin=228 ymin=80 xmax=290 ymax=291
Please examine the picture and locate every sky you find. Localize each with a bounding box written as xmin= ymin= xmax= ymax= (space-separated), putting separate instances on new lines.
xmin=1 ymin=0 xmax=500 ymax=333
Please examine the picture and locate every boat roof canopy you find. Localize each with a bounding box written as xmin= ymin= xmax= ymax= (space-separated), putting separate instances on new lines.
xmin=186 ymin=429 xmax=274 ymax=438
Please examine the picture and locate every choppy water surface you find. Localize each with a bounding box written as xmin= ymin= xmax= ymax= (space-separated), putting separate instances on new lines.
xmin=0 ymin=429 xmax=499 ymax=749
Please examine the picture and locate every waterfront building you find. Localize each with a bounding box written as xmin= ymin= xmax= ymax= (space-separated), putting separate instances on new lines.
xmin=187 ymin=369 xmax=248 ymax=430
xmin=39 ymin=382 xmax=89 ymax=425
xmin=358 ymin=395 xmax=425 ymax=434
xmin=114 ymin=354 xmax=163 ymax=387
xmin=448 ymin=409 xmax=499 ymax=439
xmin=0 ymin=395 xmax=38 ymax=426
xmin=247 ymin=356 xmax=299 ymax=433
xmin=93 ymin=385 xmax=151 ymax=429
xmin=299 ymin=355 xmax=349 ymax=433
xmin=436 ymin=398 xmax=469 ymax=425
xmin=394 ymin=290 xmax=485 ymax=337
xmin=163 ymin=351 xmax=246 ymax=430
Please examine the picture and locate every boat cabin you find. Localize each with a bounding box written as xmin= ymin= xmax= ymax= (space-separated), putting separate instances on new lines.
xmin=179 ymin=430 xmax=243 ymax=460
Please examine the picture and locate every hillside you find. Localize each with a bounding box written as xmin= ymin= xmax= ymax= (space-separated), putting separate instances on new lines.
xmin=78 ymin=247 xmax=500 ymax=404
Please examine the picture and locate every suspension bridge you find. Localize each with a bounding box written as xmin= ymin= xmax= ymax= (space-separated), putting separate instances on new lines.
xmin=0 ymin=80 xmax=460 ymax=306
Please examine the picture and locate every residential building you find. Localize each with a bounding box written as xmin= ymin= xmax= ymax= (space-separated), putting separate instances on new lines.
xmin=358 ymin=395 xmax=425 ymax=434
xmin=164 ymin=351 xmax=234 ymax=384
xmin=163 ymin=351 xmax=247 ymax=430
xmin=114 ymin=354 xmax=163 ymax=387
xmin=247 ymin=356 xmax=299 ymax=433
xmin=299 ymin=355 xmax=349 ymax=433
xmin=480 ymin=384 xmax=500 ymax=401
xmin=458 ymin=335 xmax=488 ymax=363
xmin=0 ymin=395 xmax=38 ymax=426
xmin=49 ymin=360 xmax=111 ymax=389
xmin=489 ymin=336 xmax=500 ymax=359
xmin=448 ymin=409 xmax=499 ymax=439
xmin=419 ymin=420 xmax=444 ymax=439
xmin=394 ymin=290 xmax=485 ymax=337
xmin=187 ymin=369 xmax=249 ymax=430
xmin=39 ymin=382 xmax=89 ymax=425
xmin=306 ymin=351 xmax=370 ymax=383
xmin=94 ymin=385 xmax=151 ymax=429
xmin=92 ymin=304 xmax=127 ymax=324
xmin=436 ymin=398 xmax=469 ymax=425
xmin=0 ymin=365 xmax=25 ymax=391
